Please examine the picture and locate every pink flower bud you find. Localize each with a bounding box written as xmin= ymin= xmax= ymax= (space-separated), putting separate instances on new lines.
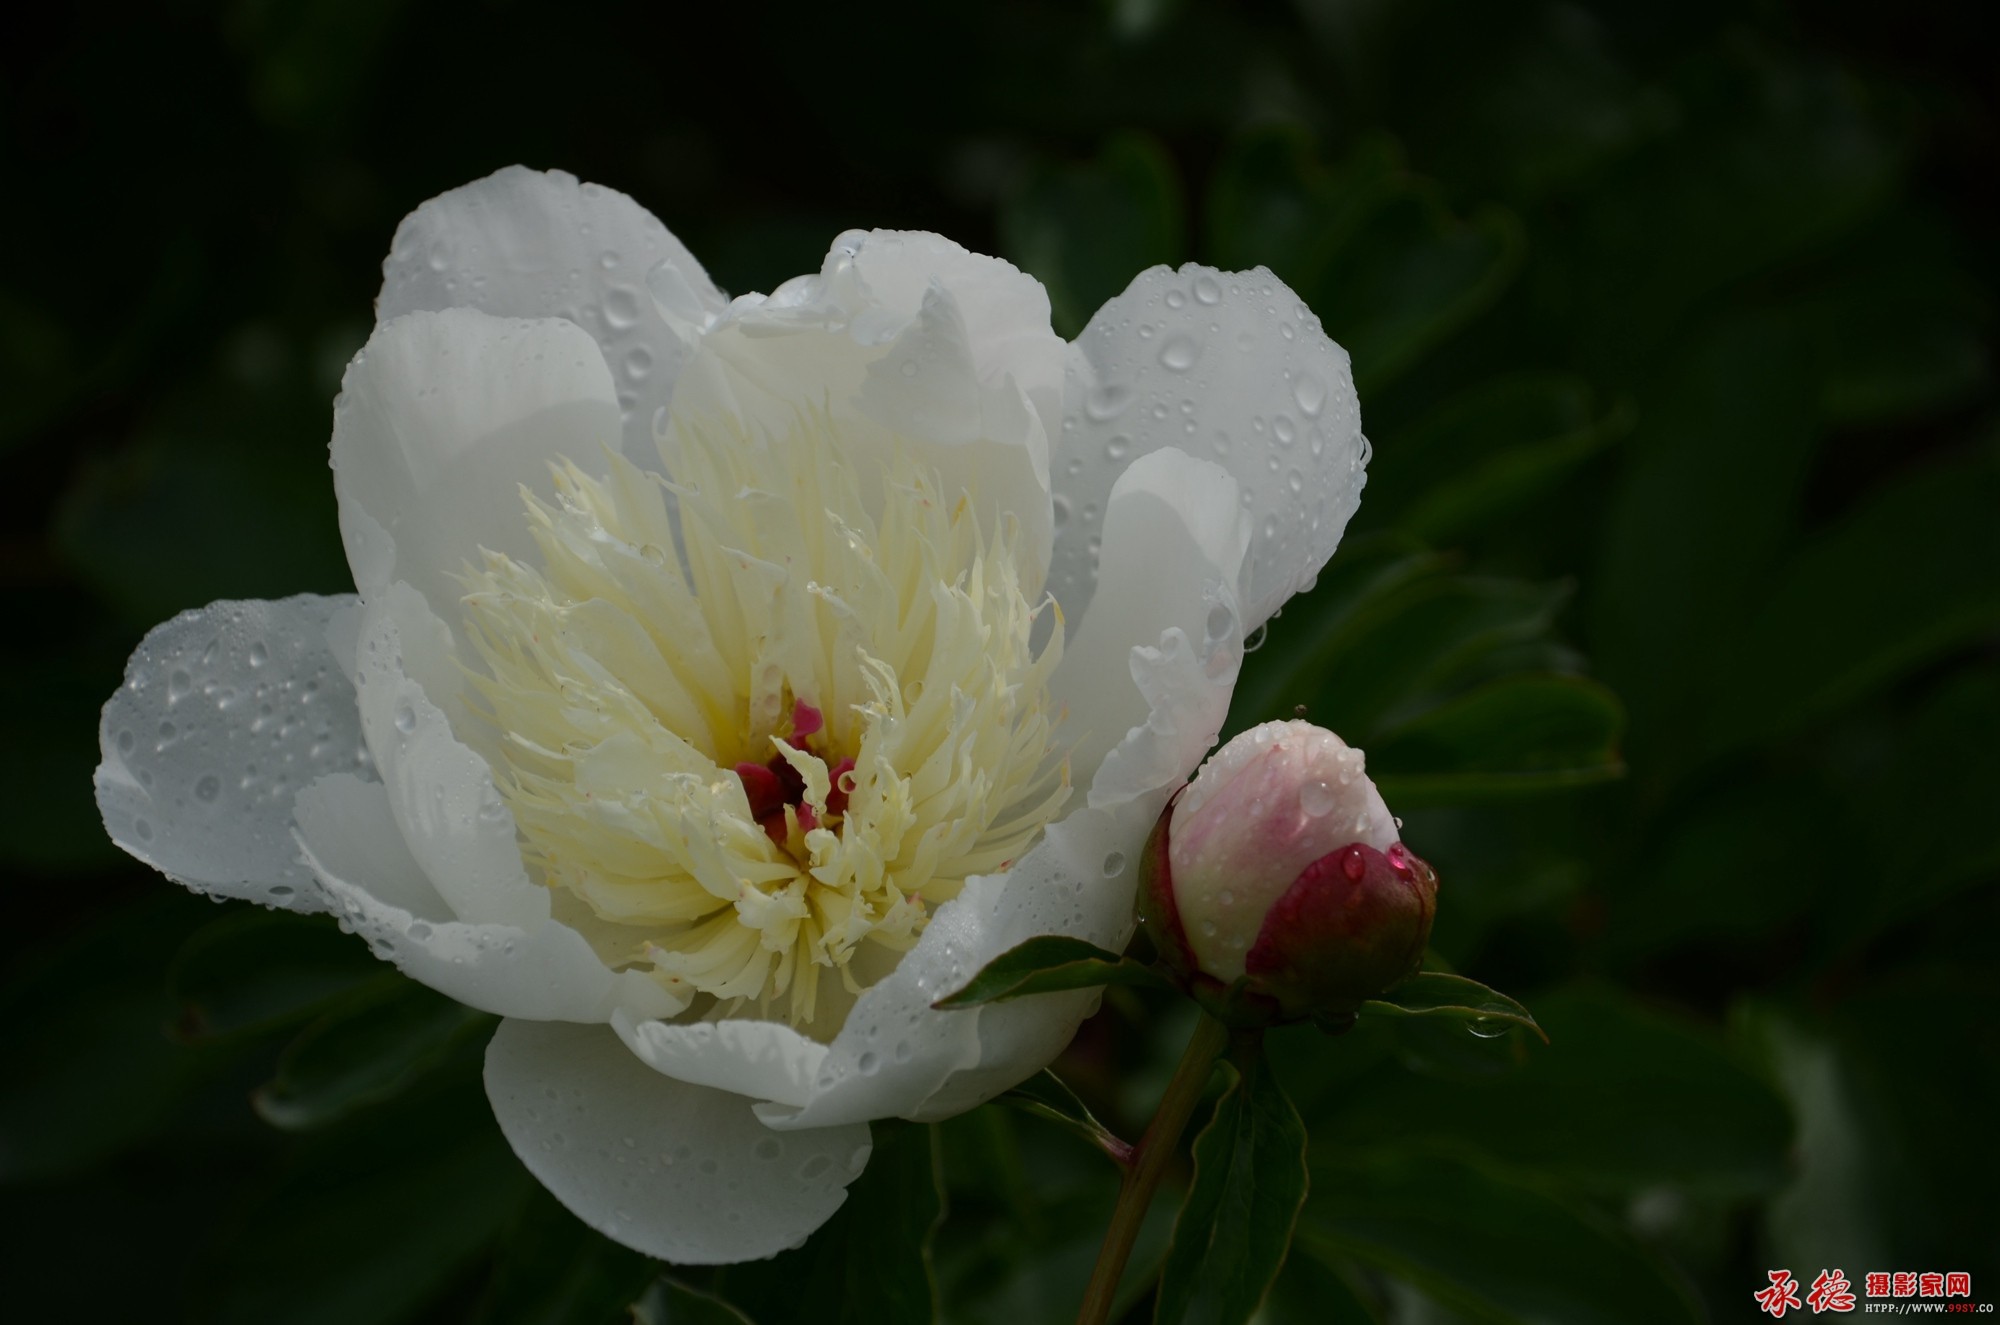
xmin=1139 ymin=720 xmax=1438 ymax=1022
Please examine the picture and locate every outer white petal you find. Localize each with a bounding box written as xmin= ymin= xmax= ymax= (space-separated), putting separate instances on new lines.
xmin=485 ymin=1018 xmax=871 ymax=1264
xmin=667 ymin=235 xmax=1056 ymax=586
xmin=294 ymin=772 xmax=679 ymax=1022
xmin=95 ymin=594 xmax=372 ymax=913
xmin=1053 ymin=448 xmax=1252 ymax=805
xmin=348 ymin=584 xmax=548 ymax=929
xmin=1053 ymin=265 xmax=1366 ymax=633
xmin=611 ymin=1012 xmax=828 ymax=1111
xmin=330 ymin=307 xmax=622 ymax=611
xmin=843 ymin=229 xmax=1066 ymax=445
xmin=378 ymin=165 xmax=727 ymax=467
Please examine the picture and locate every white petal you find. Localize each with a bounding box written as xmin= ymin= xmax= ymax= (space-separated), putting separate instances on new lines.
xmin=348 ymin=584 xmax=548 ymax=928
xmin=611 ymin=1011 xmax=829 ymax=1111
xmin=94 ymin=594 xmax=372 ymax=913
xmin=1054 ymin=265 xmax=1366 ymax=633
xmin=844 ymin=229 xmax=1066 ymax=444
xmin=1053 ymin=447 xmax=1251 ymax=805
xmin=908 ymin=794 xmax=1164 ymax=1120
xmin=755 ymin=795 xmax=1156 ymax=1131
xmin=331 ymin=307 xmax=622 ymax=609
xmin=667 ymin=238 xmax=1055 ymax=586
xmin=295 ymin=772 xmax=679 ymax=1022
xmin=484 ymin=1018 xmax=870 ymax=1264
xmin=378 ymin=165 xmax=726 ymax=467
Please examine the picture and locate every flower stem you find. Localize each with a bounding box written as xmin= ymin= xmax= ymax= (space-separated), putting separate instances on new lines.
xmin=1074 ymin=1010 xmax=1231 ymax=1325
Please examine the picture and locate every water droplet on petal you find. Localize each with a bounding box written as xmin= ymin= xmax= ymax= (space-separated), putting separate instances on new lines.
xmin=1085 ymin=384 xmax=1132 ymax=422
xmin=195 ymin=774 xmax=221 ymax=803
xmin=1300 ymin=780 xmax=1335 ymax=817
xmin=1158 ymin=334 xmax=1198 ymax=371
xmin=394 ymin=703 xmax=417 ymax=734
xmin=1293 ymin=374 xmax=1326 ymax=417
xmin=1193 ymin=274 xmax=1222 ymax=305
xmin=603 ymin=286 xmax=642 ymax=331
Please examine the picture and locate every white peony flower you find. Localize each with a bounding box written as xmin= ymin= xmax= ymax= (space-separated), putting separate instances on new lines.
xmin=94 ymin=167 xmax=1367 ymax=1263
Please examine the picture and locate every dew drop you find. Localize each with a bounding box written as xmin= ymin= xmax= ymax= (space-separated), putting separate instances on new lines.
xmin=1293 ymin=373 xmax=1326 ymax=417
xmin=247 ymin=641 xmax=268 ymax=667
xmin=1272 ymin=415 xmax=1297 ymax=446
xmin=195 ymin=774 xmax=221 ymax=804
xmin=1287 ymin=469 xmax=1305 ymax=494
xmin=624 ymin=345 xmax=655 ymax=381
xmin=117 ymin=729 xmax=136 ymax=755
xmin=1102 ymin=851 xmax=1127 ymax=877
xmin=857 ymin=1051 xmax=880 ymax=1075
xmin=603 ymin=286 xmax=643 ymax=331
xmin=135 ymin=817 xmax=153 ymax=841
xmin=1193 ymin=274 xmax=1221 ymax=305
xmin=798 ymin=1154 xmax=832 ymax=1180
xmin=1340 ymin=850 xmax=1366 ymax=881
xmin=1052 ymin=494 xmax=1071 ymax=528
xmin=168 ymin=670 xmax=192 ymax=702
xmin=1300 ymin=780 xmax=1336 ymax=818
xmin=394 ymin=703 xmax=417 ymax=734
xmin=1106 ymin=434 xmax=1131 ymax=461
xmin=1164 ymin=288 xmax=1186 ymax=309
xmin=1468 ymin=1015 xmax=1511 ymax=1040
xmin=1158 ymin=334 xmax=1198 ymax=372
xmin=1085 ymin=384 xmax=1132 ymax=422
xmin=754 ymin=1137 xmax=783 ymax=1160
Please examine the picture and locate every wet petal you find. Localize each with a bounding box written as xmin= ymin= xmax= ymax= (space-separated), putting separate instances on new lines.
xmin=95 ymin=594 xmax=371 ymax=913
xmin=1053 ymin=264 xmax=1365 ymax=633
xmin=378 ymin=165 xmax=726 ymax=467
xmin=485 ymin=1018 xmax=870 ymax=1263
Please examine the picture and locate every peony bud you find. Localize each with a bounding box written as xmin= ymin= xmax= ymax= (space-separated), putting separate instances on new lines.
xmin=1139 ymin=719 xmax=1438 ymax=1023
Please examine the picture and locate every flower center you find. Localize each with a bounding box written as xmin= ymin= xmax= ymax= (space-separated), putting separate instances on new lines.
xmin=458 ymin=413 xmax=1069 ymax=1033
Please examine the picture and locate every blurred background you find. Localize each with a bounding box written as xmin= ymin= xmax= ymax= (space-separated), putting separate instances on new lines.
xmin=4 ymin=0 xmax=1995 ymax=1320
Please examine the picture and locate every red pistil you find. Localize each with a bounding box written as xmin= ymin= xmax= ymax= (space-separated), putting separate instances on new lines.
xmin=733 ymin=707 xmax=845 ymax=846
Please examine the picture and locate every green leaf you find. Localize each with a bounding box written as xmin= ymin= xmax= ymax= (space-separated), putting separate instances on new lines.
xmin=1588 ymin=311 xmax=1819 ymax=774
xmin=1703 ymin=448 xmax=2000 ymax=755
xmin=205 ymin=1063 xmax=533 ymax=1325
xmin=472 ymin=1189 xmax=656 ymax=1325
xmin=1226 ymin=535 xmax=1445 ymax=732
xmin=168 ymin=908 xmax=387 ymax=1041
xmin=1205 ymin=129 xmax=1521 ymax=392
xmin=1155 ymin=1049 xmax=1310 ymax=1325
xmin=0 ymin=890 xmax=235 ymax=1180
xmin=1261 ymin=1243 xmax=1384 ymax=1324
xmin=1368 ymin=675 xmax=1626 ymax=803
xmin=714 ymin=1121 xmax=944 ymax=1325
xmin=1302 ymin=1152 xmax=1704 ymax=1325
xmin=1795 ymin=216 xmax=1989 ymax=428
xmin=995 ymin=1069 xmax=1133 ymax=1165
xmin=1363 ymin=972 xmax=1545 ymax=1043
xmin=631 ymin=1280 xmax=756 ymax=1325
xmin=1228 ymin=536 xmax=1584 ymax=752
xmin=1001 ymin=132 xmax=1185 ymax=337
xmin=933 ymin=935 xmax=1170 ymax=1009
xmin=1361 ymin=372 xmax=1629 ymax=544
xmin=1296 ymin=988 xmax=1792 ymax=1200
xmin=254 ymin=978 xmax=494 ymax=1130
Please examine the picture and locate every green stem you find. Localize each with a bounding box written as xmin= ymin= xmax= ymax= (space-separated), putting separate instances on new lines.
xmin=1074 ymin=1011 xmax=1231 ymax=1325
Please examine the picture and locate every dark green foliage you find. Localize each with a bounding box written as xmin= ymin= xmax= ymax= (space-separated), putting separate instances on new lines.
xmin=5 ymin=0 xmax=1995 ymax=1320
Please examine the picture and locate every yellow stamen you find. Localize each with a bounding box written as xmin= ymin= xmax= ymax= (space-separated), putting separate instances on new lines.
xmin=459 ymin=411 xmax=1068 ymax=1033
